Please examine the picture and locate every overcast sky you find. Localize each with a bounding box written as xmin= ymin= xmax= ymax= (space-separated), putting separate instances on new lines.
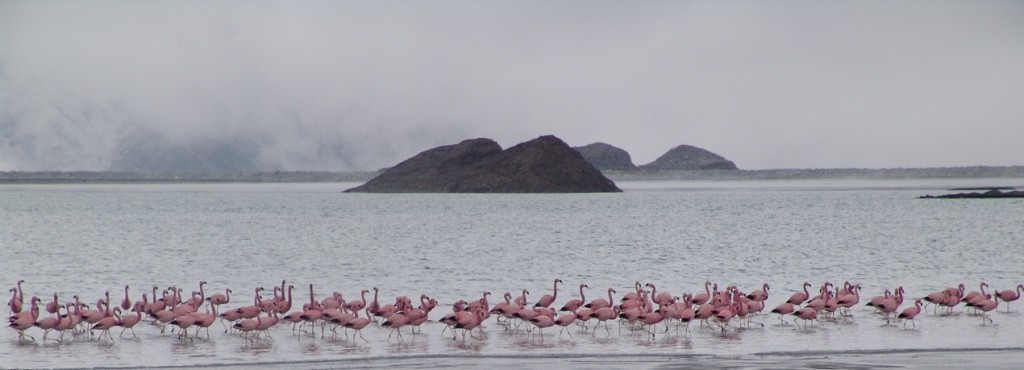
xmin=2 ymin=0 xmax=1022 ymax=171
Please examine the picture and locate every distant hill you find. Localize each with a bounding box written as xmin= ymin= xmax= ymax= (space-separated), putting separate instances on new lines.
xmin=573 ymin=142 xmax=637 ymax=171
xmin=345 ymin=135 xmax=621 ymax=193
xmin=638 ymin=144 xmax=738 ymax=171
xmin=109 ymin=129 xmax=266 ymax=172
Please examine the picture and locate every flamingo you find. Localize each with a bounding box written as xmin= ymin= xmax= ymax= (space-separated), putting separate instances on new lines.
xmin=194 ymin=307 xmax=217 ymax=338
xmin=786 ymin=282 xmax=812 ymax=305
xmin=639 ymin=310 xmax=666 ymax=339
xmin=382 ymin=312 xmax=409 ymax=342
xmin=514 ymin=289 xmax=529 ymax=307
xmin=345 ymin=289 xmax=369 ymax=314
xmin=34 ymin=305 xmax=62 ymax=342
xmin=45 ymin=292 xmax=60 ymax=317
xmin=92 ymin=307 xmax=120 ymax=342
xmin=560 ymin=284 xmax=588 ymax=312
xmin=234 ymin=314 xmax=262 ymax=343
xmin=366 ymin=287 xmax=381 ymax=318
xmin=453 ymin=308 xmax=485 ymax=341
xmin=747 ymin=283 xmax=770 ymax=302
xmin=647 ymin=283 xmax=675 ymax=307
xmin=898 ymin=299 xmax=923 ymax=328
xmin=771 ymin=302 xmax=795 ymax=325
xmin=792 ymin=307 xmax=818 ymax=329
xmin=554 ymin=311 xmax=576 ymax=337
xmin=10 ymin=296 xmax=39 ymax=341
xmin=207 ymin=287 xmax=232 ymax=313
xmin=342 ymin=308 xmax=372 ymax=342
xmin=691 ymin=281 xmax=712 ymax=306
xmin=529 ymin=314 xmax=556 ymax=339
xmin=121 ymin=285 xmax=132 ymax=311
xmin=589 ymin=289 xmax=617 ymax=335
xmin=117 ymin=302 xmax=144 ymax=338
xmin=8 ymin=280 xmax=25 ymax=315
xmin=968 ymin=294 xmax=999 ymax=325
xmin=962 ymin=282 xmax=989 ymax=306
xmin=585 ymin=288 xmax=615 ymax=310
xmin=995 ymin=284 xmax=1024 ymax=312
xmin=534 ymin=279 xmax=562 ymax=308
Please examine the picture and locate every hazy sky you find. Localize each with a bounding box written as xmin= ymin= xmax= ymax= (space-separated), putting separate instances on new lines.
xmin=2 ymin=0 xmax=1022 ymax=171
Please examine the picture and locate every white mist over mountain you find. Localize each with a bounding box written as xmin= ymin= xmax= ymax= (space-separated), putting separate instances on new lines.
xmin=2 ymin=1 xmax=1022 ymax=171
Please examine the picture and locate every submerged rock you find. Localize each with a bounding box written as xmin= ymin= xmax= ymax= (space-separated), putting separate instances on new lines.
xmin=345 ymin=135 xmax=621 ymax=193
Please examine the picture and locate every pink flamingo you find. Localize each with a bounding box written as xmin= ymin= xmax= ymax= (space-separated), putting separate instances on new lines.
xmin=275 ymin=285 xmax=294 ymax=314
xmin=34 ymin=305 xmax=62 ymax=342
xmin=121 ymin=285 xmax=132 ymax=311
xmin=343 ymin=308 xmax=372 ymax=342
xmin=453 ymin=308 xmax=485 ymax=341
xmin=792 ymin=307 xmax=818 ymax=329
xmin=529 ymin=314 xmax=556 ymax=339
xmin=968 ymin=294 xmax=999 ymax=325
xmin=962 ymin=282 xmax=989 ymax=305
xmin=45 ymin=292 xmax=60 ymax=317
xmin=467 ymin=291 xmax=492 ymax=315
xmin=621 ymin=281 xmax=643 ymax=302
xmin=691 ymin=281 xmax=712 ymax=306
xmin=54 ymin=304 xmax=76 ymax=342
xmin=382 ymin=311 xmax=409 ymax=342
xmin=995 ymin=284 xmax=1024 ymax=312
xmin=746 ymin=283 xmax=770 ymax=302
xmin=589 ymin=289 xmax=617 ymax=335
xmin=866 ymin=289 xmax=891 ymax=309
xmin=786 ymin=282 xmax=812 ymax=305
xmin=345 ymin=289 xmax=369 ymax=314
xmin=836 ymin=285 xmax=860 ymax=317
xmin=117 ymin=302 xmax=144 ymax=338
xmin=534 ymin=279 xmax=562 ymax=308
xmin=771 ymin=302 xmax=795 ymax=325
xmin=639 ymin=310 xmax=666 ymax=339
xmin=647 ymin=283 xmax=675 ymax=307
xmin=194 ymin=307 xmax=217 ymax=338
xmin=898 ymin=299 xmax=923 ymax=328
xmin=409 ymin=296 xmax=436 ymax=333
xmin=514 ymin=289 xmax=530 ymax=307
xmin=559 ymin=284 xmax=588 ymax=312
xmin=8 ymin=280 xmax=25 ymax=315
xmin=234 ymin=314 xmax=263 ymax=343
xmin=366 ymin=287 xmax=381 ymax=318
xmin=488 ymin=293 xmax=517 ymax=324
xmin=554 ymin=310 xmax=577 ymax=337
xmin=207 ymin=287 xmax=231 ymax=310
xmin=9 ymin=296 xmax=39 ymax=341
xmin=585 ymin=288 xmax=615 ymax=310
xmin=92 ymin=310 xmax=120 ymax=342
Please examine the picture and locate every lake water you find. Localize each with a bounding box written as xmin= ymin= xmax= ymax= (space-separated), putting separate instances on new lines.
xmin=2 ymin=179 xmax=1024 ymax=369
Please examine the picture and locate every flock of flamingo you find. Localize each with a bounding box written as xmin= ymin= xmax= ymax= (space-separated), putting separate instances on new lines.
xmin=7 ymin=279 xmax=1024 ymax=344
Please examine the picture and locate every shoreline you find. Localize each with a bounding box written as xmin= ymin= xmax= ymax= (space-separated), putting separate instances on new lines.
xmin=133 ymin=348 xmax=1024 ymax=370
xmin=2 ymin=166 xmax=1024 ymax=184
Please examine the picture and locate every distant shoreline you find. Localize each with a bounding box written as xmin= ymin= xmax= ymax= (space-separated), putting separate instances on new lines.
xmin=2 ymin=166 xmax=1024 ymax=184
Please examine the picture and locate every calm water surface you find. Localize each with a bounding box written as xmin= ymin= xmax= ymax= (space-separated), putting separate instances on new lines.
xmin=2 ymin=179 xmax=1023 ymax=368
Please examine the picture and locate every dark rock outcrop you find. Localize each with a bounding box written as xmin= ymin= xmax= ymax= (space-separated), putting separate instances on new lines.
xmin=919 ymin=189 xmax=1024 ymax=199
xmin=345 ymin=135 xmax=621 ymax=193
xmin=573 ymin=142 xmax=636 ymax=171
xmin=639 ymin=144 xmax=738 ymax=171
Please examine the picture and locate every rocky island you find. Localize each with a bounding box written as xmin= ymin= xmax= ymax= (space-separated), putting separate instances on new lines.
xmin=574 ymin=142 xmax=737 ymax=171
xmin=344 ymin=135 xmax=621 ymax=193
xmin=919 ymin=188 xmax=1024 ymax=199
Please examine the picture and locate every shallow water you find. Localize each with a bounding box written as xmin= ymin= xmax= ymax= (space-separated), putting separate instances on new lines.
xmin=2 ymin=179 xmax=1023 ymax=369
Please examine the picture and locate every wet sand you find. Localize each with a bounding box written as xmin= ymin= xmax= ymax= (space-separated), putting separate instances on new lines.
xmin=140 ymin=348 xmax=1024 ymax=370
